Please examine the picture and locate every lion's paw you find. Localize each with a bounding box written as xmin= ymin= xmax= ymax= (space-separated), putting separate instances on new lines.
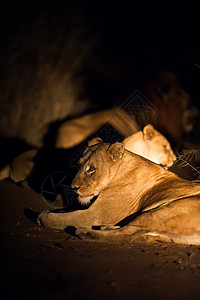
xmin=100 ymin=225 xmax=121 ymax=231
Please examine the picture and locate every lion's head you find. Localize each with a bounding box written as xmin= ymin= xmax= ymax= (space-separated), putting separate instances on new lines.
xmin=144 ymin=71 xmax=199 ymax=144
xmin=71 ymin=138 xmax=124 ymax=205
xmin=123 ymin=124 xmax=176 ymax=168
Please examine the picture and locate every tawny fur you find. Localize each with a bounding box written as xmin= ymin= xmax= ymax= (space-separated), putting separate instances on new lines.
xmin=123 ymin=124 xmax=176 ymax=167
xmin=0 ymin=126 xmax=175 ymax=182
xmin=55 ymin=72 xmax=198 ymax=148
xmin=38 ymin=139 xmax=200 ymax=245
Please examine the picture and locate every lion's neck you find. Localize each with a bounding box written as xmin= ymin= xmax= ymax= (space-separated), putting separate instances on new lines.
xmin=109 ymin=150 xmax=166 ymax=192
xmin=123 ymin=131 xmax=148 ymax=158
xmin=100 ymin=151 xmax=168 ymax=222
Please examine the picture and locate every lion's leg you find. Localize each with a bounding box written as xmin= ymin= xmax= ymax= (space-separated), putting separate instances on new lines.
xmin=0 ymin=164 xmax=10 ymax=181
xmin=75 ymin=225 xmax=147 ymax=242
xmin=129 ymin=198 xmax=200 ymax=245
xmin=38 ymin=189 xmax=137 ymax=230
xmin=55 ymin=108 xmax=139 ymax=148
xmin=75 ymin=225 xmax=172 ymax=243
xmin=76 ymin=198 xmax=200 ymax=245
xmin=38 ymin=209 xmax=94 ymax=230
xmin=75 ymin=225 xmax=183 ymax=243
xmin=37 ymin=198 xmax=116 ymax=229
xmin=75 ymin=223 xmax=200 ymax=245
xmin=0 ymin=149 xmax=37 ymax=183
xmin=55 ymin=110 xmax=113 ymax=148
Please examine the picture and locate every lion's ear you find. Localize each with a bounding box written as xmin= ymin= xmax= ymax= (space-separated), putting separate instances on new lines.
xmin=143 ymin=124 xmax=156 ymax=141
xmin=108 ymin=142 xmax=124 ymax=161
xmin=81 ymin=137 xmax=103 ymax=161
xmin=88 ymin=137 xmax=103 ymax=147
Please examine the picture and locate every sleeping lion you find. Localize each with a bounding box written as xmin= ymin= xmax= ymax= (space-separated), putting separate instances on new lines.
xmin=122 ymin=124 xmax=176 ymax=167
xmin=0 ymin=124 xmax=175 ymax=182
xmin=38 ymin=138 xmax=200 ymax=245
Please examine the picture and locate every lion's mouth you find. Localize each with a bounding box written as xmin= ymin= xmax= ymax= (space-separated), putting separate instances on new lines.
xmin=160 ymin=164 xmax=168 ymax=169
xmin=77 ymin=194 xmax=95 ymax=205
xmin=160 ymin=159 xmax=175 ymax=168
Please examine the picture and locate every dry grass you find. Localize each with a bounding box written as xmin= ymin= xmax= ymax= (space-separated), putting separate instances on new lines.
xmin=176 ymin=146 xmax=200 ymax=180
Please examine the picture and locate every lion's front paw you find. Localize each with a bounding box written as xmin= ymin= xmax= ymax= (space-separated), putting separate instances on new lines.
xmin=37 ymin=210 xmax=69 ymax=230
xmin=100 ymin=225 xmax=121 ymax=231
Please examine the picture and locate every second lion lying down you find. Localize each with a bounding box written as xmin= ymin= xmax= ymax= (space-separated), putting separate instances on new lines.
xmin=0 ymin=124 xmax=175 ymax=183
xmin=38 ymin=138 xmax=200 ymax=245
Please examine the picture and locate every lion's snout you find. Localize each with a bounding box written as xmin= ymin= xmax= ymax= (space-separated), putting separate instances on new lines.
xmin=71 ymin=176 xmax=81 ymax=189
xmin=72 ymin=186 xmax=80 ymax=191
xmin=71 ymin=183 xmax=95 ymax=205
xmin=77 ymin=186 xmax=90 ymax=195
xmin=167 ymin=153 xmax=177 ymax=167
xmin=71 ymin=180 xmax=89 ymax=195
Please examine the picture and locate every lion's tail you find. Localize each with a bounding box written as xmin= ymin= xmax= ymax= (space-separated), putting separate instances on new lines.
xmin=0 ymin=164 xmax=10 ymax=181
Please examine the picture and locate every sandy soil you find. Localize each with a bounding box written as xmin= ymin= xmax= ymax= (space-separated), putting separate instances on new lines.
xmin=1 ymin=179 xmax=200 ymax=300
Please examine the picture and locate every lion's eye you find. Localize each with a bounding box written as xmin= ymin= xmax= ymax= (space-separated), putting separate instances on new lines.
xmin=87 ymin=166 xmax=96 ymax=174
xmin=163 ymin=145 xmax=169 ymax=149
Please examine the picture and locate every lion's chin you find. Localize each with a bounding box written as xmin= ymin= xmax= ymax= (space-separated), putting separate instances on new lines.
xmin=78 ymin=195 xmax=94 ymax=205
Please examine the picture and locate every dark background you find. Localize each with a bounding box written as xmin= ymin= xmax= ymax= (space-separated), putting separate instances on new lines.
xmin=0 ymin=3 xmax=200 ymax=299
xmin=0 ymin=0 xmax=199 ymax=168
xmin=0 ymin=0 xmax=199 ymax=109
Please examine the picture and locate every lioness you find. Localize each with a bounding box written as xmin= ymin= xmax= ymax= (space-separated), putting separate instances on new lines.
xmin=56 ymin=72 xmax=199 ymax=149
xmin=123 ymin=124 xmax=176 ymax=167
xmin=55 ymin=108 xmax=139 ymax=148
xmin=143 ymin=71 xmax=199 ymax=143
xmin=38 ymin=138 xmax=200 ymax=245
xmin=0 ymin=125 xmax=175 ymax=182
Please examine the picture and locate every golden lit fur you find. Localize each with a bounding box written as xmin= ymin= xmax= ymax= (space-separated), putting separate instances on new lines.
xmin=123 ymin=124 xmax=176 ymax=167
xmin=55 ymin=108 xmax=139 ymax=148
xmin=0 ymin=125 xmax=175 ymax=182
xmin=0 ymin=150 xmax=37 ymax=182
xmin=55 ymin=72 xmax=199 ymax=149
xmin=38 ymin=138 xmax=200 ymax=245
xmin=144 ymin=71 xmax=199 ymax=143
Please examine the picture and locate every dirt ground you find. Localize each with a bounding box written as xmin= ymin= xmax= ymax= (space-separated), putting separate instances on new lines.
xmin=1 ymin=180 xmax=200 ymax=300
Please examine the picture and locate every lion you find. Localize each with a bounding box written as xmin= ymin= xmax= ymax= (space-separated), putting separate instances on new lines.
xmin=55 ymin=108 xmax=139 ymax=148
xmin=122 ymin=124 xmax=176 ymax=167
xmin=55 ymin=72 xmax=199 ymax=149
xmin=38 ymin=138 xmax=200 ymax=245
xmin=0 ymin=149 xmax=37 ymax=182
xmin=143 ymin=71 xmax=199 ymax=143
xmin=0 ymin=125 xmax=175 ymax=182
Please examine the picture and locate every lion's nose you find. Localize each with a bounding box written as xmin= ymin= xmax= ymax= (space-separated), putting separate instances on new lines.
xmin=173 ymin=154 xmax=176 ymax=161
xmin=71 ymin=181 xmax=80 ymax=190
xmin=72 ymin=186 xmax=80 ymax=191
